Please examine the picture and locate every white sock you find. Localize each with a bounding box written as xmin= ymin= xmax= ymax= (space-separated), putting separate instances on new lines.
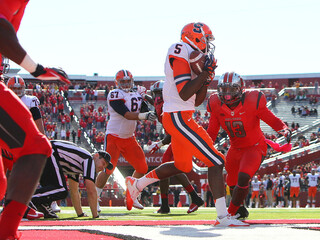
xmin=96 ymin=187 xmax=103 ymax=197
xmin=215 ymin=197 xmax=228 ymax=218
xmin=136 ymin=170 xmax=159 ymax=191
xmin=20 ymin=54 xmax=37 ymax=73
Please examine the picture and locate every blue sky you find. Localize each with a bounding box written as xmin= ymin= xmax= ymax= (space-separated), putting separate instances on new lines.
xmin=12 ymin=0 xmax=320 ymax=77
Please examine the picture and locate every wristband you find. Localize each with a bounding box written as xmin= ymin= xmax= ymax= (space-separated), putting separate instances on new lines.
xmin=138 ymin=112 xmax=147 ymax=120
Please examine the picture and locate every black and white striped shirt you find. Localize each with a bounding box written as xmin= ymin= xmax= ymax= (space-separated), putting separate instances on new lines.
xmin=50 ymin=140 xmax=96 ymax=182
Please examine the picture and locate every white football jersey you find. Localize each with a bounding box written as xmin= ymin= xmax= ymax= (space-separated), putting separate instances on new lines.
xmin=307 ymin=173 xmax=319 ymax=187
xmin=163 ymin=42 xmax=198 ymax=112
xmin=289 ymin=174 xmax=301 ymax=187
xmin=20 ymin=94 xmax=40 ymax=110
xmin=252 ymin=181 xmax=261 ymax=191
xmin=106 ymin=89 xmax=143 ymax=139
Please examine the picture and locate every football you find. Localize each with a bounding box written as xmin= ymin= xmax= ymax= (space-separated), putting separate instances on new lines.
xmin=189 ymin=51 xmax=205 ymax=75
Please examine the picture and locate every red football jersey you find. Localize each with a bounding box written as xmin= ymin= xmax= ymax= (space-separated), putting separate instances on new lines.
xmin=207 ymin=90 xmax=286 ymax=149
xmin=154 ymin=97 xmax=164 ymax=123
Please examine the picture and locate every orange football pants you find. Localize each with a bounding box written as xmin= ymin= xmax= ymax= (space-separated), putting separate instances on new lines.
xmin=104 ymin=134 xmax=148 ymax=175
xmin=251 ymin=191 xmax=259 ymax=199
xmin=162 ymin=111 xmax=225 ymax=172
xmin=308 ymin=186 xmax=317 ymax=198
xmin=290 ymin=187 xmax=300 ymax=197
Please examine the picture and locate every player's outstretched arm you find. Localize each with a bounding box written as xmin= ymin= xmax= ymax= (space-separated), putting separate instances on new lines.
xmin=0 ymin=18 xmax=70 ymax=85
xmin=0 ymin=18 xmax=27 ymax=65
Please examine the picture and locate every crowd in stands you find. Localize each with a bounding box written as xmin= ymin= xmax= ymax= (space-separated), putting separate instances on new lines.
xmin=23 ymin=80 xmax=320 ymax=209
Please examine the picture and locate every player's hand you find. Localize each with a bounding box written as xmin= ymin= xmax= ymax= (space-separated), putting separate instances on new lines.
xmin=31 ymin=64 xmax=70 ymax=84
xmin=278 ymin=128 xmax=292 ymax=143
xmin=148 ymin=141 xmax=164 ymax=154
xmin=138 ymin=111 xmax=157 ymax=121
xmin=204 ymin=53 xmax=217 ymax=81
xmin=137 ymin=85 xmax=147 ymax=98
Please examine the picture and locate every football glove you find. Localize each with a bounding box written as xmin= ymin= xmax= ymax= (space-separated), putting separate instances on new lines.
xmin=31 ymin=64 xmax=70 ymax=84
xmin=148 ymin=141 xmax=164 ymax=154
xmin=138 ymin=111 xmax=157 ymax=121
xmin=278 ymin=128 xmax=292 ymax=143
xmin=136 ymin=85 xmax=147 ymax=98
xmin=203 ymin=53 xmax=218 ymax=81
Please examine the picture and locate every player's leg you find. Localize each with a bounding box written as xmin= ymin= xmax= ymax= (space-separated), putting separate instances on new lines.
xmin=157 ymin=144 xmax=173 ymax=213
xmin=157 ymin=178 xmax=171 ymax=213
xmin=0 ymin=157 xmax=7 ymax=201
xmin=0 ymin=83 xmax=51 ymax=239
xmin=96 ymin=134 xmax=120 ymax=197
xmin=122 ymin=136 xmax=148 ymax=210
xmin=31 ymin=155 xmax=68 ymax=218
xmin=174 ymin=173 xmax=204 ymax=213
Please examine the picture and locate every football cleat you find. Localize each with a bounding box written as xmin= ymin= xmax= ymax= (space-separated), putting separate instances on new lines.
xmin=23 ymin=207 xmax=44 ymax=220
xmin=36 ymin=203 xmax=59 ymax=219
xmin=133 ymin=199 xmax=144 ymax=210
xmin=156 ymin=206 xmax=170 ymax=214
xmin=235 ymin=205 xmax=249 ymax=219
xmin=125 ymin=176 xmax=140 ymax=211
xmin=214 ymin=214 xmax=250 ymax=227
xmin=187 ymin=196 xmax=204 ymax=214
xmin=51 ymin=201 xmax=61 ymax=213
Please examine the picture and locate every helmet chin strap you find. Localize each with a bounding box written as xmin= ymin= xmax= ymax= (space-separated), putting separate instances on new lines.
xmin=184 ymin=36 xmax=202 ymax=52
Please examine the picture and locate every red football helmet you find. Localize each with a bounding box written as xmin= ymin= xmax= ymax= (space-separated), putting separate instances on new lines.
xmin=0 ymin=57 xmax=10 ymax=75
xmin=217 ymin=72 xmax=244 ymax=105
xmin=115 ymin=70 xmax=134 ymax=92
xmin=7 ymin=75 xmax=25 ymax=97
xmin=181 ymin=22 xmax=215 ymax=54
xmin=150 ymin=80 xmax=164 ymax=100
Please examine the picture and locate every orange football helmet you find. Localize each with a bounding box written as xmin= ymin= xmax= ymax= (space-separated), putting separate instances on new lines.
xmin=115 ymin=70 xmax=134 ymax=92
xmin=7 ymin=75 xmax=25 ymax=97
xmin=181 ymin=22 xmax=215 ymax=54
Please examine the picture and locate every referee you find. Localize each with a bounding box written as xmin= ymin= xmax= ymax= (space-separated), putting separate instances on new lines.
xmin=31 ymin=140 xmax=112 ymax=218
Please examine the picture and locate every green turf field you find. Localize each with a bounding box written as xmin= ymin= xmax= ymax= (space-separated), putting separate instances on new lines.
xmin=54 ymin=207 xmax=320 ymax=221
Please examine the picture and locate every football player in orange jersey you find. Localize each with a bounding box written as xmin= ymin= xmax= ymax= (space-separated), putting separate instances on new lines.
xmin=125 ymin=23 xmax=248 ymax=227
xmin=0 ymin=0 xmax=70 ymax=238
xmin=147 ymin=80 xmax=204 ymax=214
xmin=207 ymin=72 xmax=291 ymax=220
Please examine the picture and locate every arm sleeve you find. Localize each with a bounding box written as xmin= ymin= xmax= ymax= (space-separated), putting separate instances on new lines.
xmin=171 ymin=56 xmax=191 ymax=93
xmin=206 ymin=97 xmax=221 ymax=142
xmin=110 ymin=100 xmax=130 ymax=116
xmin=257 ymin=92 xmax=287 ymax=132
xmin=30 ymin=107 xmax=42 ymax=121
